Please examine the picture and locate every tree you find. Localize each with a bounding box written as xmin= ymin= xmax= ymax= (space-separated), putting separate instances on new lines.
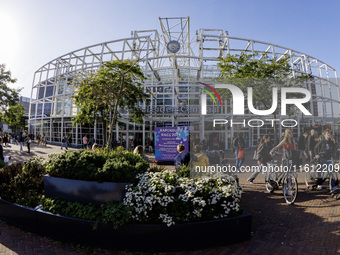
xmin=0 ymin=64 xmax=21 ymax=122
xmin=217 ymin=53 xmax=308 ymax=143
xmin=73 ymin=59 xmax=149 ymax=151
xmin=4 ymin=104 xmax=26 ymax=133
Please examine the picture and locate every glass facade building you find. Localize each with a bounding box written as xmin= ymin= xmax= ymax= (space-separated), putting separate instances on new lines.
xmin=29 ymin=17 xmax=340 ymax=148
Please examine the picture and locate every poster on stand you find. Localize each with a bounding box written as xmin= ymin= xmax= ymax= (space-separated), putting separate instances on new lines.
xmin=155 ymin=127 xmax=189 ymax=163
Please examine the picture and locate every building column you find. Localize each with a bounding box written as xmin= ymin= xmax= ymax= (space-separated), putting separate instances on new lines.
xmin=143 ymin=119 xmax=145 ymax=149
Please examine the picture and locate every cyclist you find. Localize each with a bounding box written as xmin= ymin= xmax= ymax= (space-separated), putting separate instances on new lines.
xmin=270 ymin=128 xmax=297 ymax=160
xmin=247 ymin=135 xmax=272 ymax=184
xmin=314 ymin=129 xmax=338 ymax=193
xmin=270 ymin=129 xmax=298 ymax=195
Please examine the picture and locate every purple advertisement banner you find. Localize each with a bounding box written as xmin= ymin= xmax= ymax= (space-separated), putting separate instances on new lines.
xmin=155 ymin=127 xmax=189 ymax=162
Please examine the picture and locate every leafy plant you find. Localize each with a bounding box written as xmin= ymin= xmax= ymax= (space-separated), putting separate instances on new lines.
xmin=0 ymin=157 xmax=46 ymax=207
xmin=0 ymin=160 xmax=6 ymax=169
xmin=0 ymin=64 xmax=21 ymax=122
xmin=176 ymin=164 xmax=190 ymax=178
xmin=46 ymin=149 xmax=149 ymax=183
xmin=72 ymin=60 xmax=149 ymax=151
xmin=41 ymin=197 xmax=132 ymax=229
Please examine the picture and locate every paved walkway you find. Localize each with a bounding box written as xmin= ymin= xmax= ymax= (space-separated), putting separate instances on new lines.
xmin=0 ymin=143 xmax=339 ymax=254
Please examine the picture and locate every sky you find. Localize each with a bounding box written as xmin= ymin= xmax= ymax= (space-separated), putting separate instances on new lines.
xmin=1 ymin=0 xmax=340 ymax=98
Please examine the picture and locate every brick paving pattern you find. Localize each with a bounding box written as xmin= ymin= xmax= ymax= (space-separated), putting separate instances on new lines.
xmin=0 ymin=143 xmax=339 ymax=254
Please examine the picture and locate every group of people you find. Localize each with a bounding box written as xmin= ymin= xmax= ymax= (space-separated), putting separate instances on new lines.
xmin=0 ymin=131 xmax=31 ymax=163
xmin=247 ymin=128 xmax=339 ymax=193
xmin=171 ymin=128 xmax=339 ymax=194
xmin=36 ymin=133 xmax=47 ymax=147
xmin=0 ymin=131 xmax=33 ymax=154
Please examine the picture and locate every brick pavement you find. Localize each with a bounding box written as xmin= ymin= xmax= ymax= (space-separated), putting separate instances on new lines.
xmin=0 ymin=143 xmax=339 ymax=254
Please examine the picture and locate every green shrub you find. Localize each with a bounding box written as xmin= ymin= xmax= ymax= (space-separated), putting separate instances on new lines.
xmin=0 ymin=157 xmax=46 ymax=207
xmin=0 ymin=160 xmax=6 ymax=169
xmin=176 ymin=164 xmax=190 ymax=178
xmin=46 ymin=149 xmax=149 ymax=183
xmin=41 ymin=197 xmax=132 ymax=229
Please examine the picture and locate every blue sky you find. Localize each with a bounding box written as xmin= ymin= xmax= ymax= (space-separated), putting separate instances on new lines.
xmin=1 ymin=0 xmax=340 ymax=97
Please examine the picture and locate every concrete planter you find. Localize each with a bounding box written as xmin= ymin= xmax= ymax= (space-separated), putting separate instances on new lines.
xmin=35 ymin=208 xmax=252 ymax=251
xmin=0 ymin=197 xmax=252 ymax=251
xmin=44 ymin=175 xmax=131 ymax=205
xmin=0 ymin=198 xmax=39 ymax=233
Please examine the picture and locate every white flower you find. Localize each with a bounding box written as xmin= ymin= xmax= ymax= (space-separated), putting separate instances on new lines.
xmin=124 ymin=173 xmax=242 ymax=226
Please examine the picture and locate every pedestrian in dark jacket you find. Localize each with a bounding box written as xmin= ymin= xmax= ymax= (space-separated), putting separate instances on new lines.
xmin=314 ymin=129 xmax=337 ymax=192
xmin=307 ymin=129 xmax=318 ymax=161
xmin=174 ymin=144 xmax=191 ymax=169
xmin=19 ymin=132 xmax=24 ymax=153
xmin=248 ymin=135 xmax=272 ymax=183
xmin=233 ymin=133 xmax=246 ymax=170
xmin=0 ymin=138 xmax=4 ymax=161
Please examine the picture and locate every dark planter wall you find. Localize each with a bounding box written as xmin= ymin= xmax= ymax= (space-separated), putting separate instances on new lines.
xmin=0 ymin=199 xmax=39 ymax=233
xmin=44 ymin=175 xmax=131 ymax=204
xmin=0 ymin=198 xmax=252 ymax=251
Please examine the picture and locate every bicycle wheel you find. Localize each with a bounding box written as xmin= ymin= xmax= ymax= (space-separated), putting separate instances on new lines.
xmin=329 ymin=171 xmax=339 ymax=193
xmin=265 ymin=170 xmax=277 ymax=193
xmin=265 ymin=180 xmax=275 ymax=193
xmin=283 ymin=173 xmax=298 ymax=204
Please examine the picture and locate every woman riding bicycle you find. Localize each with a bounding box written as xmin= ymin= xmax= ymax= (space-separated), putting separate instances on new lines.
xmin=270 ymin=128 xmax=297 ymax=162
xmin=269 ymin=128 xmax=299 ymax=202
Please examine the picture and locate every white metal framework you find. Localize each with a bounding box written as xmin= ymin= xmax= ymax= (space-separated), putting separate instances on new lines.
xmin=29 ymin=17 xmax=340 ymax=147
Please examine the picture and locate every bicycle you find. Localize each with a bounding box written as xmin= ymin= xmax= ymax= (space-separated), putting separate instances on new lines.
xmin=265 ymin=157 xmax=298 ymax=205
xmin=304 ymin=158 xmax=339 ymax=199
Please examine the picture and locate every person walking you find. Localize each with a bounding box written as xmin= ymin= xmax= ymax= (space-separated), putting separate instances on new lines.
xmin=65 ymin=135 xmax=69 ymax=150
xmin=233 ymin=133 xmax=245 ymax=171
xmin=19 ymin=132 xmax=24 ymax=153
xmin=3 ymin=132 xmax=8 ymax=147
xmin=174 ymin=144 xmax=191 ymax=169
xmin=0 ymin=138 xmax=4 ymax=162
xmin=307 ymin=129 xmax=318 ymax=162
xmin=82 ymin=135 xmax=88 ymax=149
xmin=314 ymin=129 xmax=338 ymax=192
xmin=61 ymin=136 xmax=66 ymax=150
xmin=248 ymin=135 xmax=272 ymax=184
xmin=27 ymin=135 xmax=32 ymax=153
xmin=41 ymin=134 xmax=46 ymax=147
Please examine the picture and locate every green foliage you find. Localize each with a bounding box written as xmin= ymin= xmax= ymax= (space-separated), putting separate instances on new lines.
xmin=0 ymin=160 xmax=6 ymax=169
xmin=217 ymin=53 xmax=310 ymax=141
xmin=72 ymin=60 xmax=150 ymax=150
xmin=46 ymin=149 xmax=149 ymax=183
xmin=176 ymin=164 xmax=190 ymax=178
xmin=4 ymin=104 xmax=26 ymax=131
xmin=218 ymin=53 xmax=292 ymax=79
xmin=0 ymin=157 xmax=46 ymax=207
xmin=217 ymin=53 xmax=293 ymax=106
xmin=114 ymin=145 xmax=124 ymax=153
xmin=41 ymin=197 xmax=132 ymax=230
xmin=148 ymin=165 xmax=165 ymax=173
xmin=0 ymin=64 xmax=21 ymax=121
